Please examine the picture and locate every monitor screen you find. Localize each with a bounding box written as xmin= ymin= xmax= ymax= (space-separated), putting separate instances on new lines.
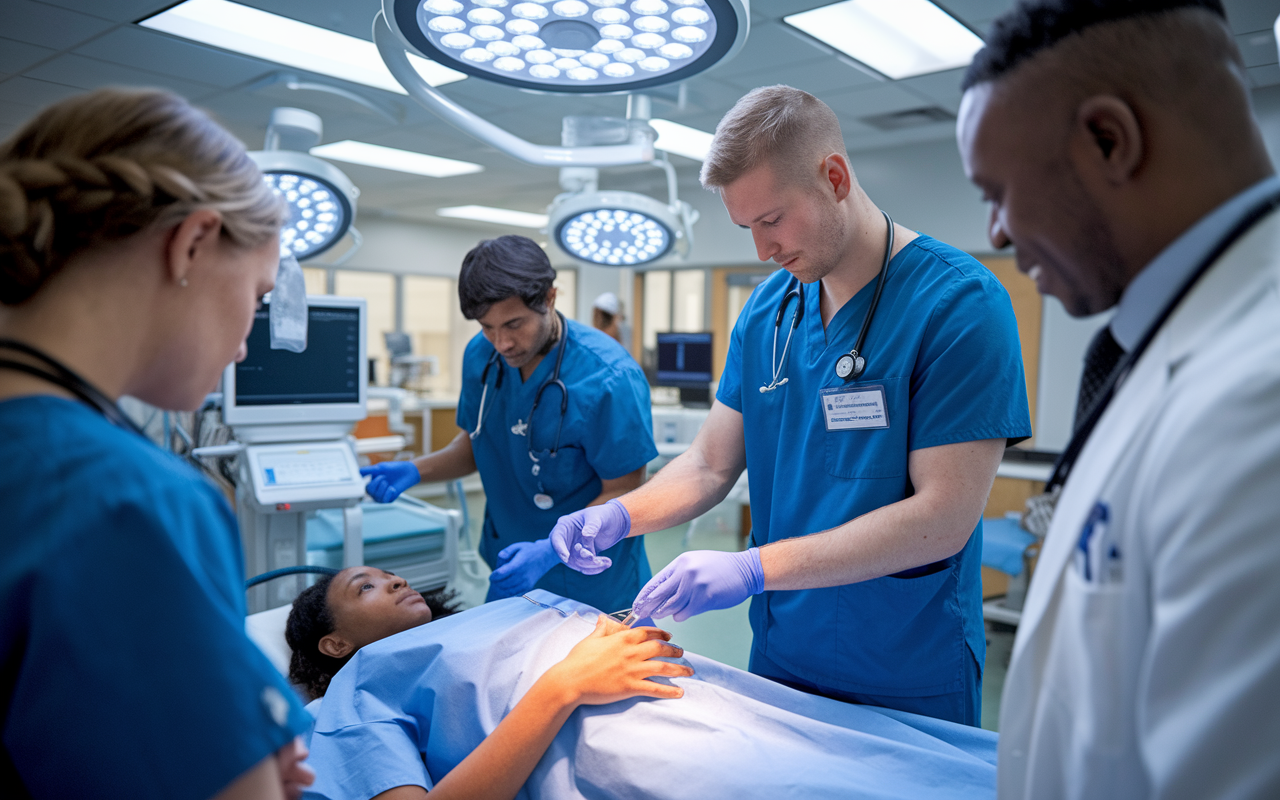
xmin=235 ymin=304 xmax=361 ymax=405
xmin=655 ymin=332 xmax=713 ymax=386
xmin=222 ymin=295 xmax=367 ymax=429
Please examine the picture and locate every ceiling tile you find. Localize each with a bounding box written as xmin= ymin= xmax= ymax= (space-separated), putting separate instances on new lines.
xmin=895 ymin=67 xmax=968 ymax=113
xmin=1238 ymin=31 xmax=1279 ymax=69
xmin=0 ymin=37 xmax=57 ymax=75
xmin=1223 ymin=0 xmax=1280 ymax=35
xmin=24 ymin=53 xmax=218 ymax=99
xmin=36 ymin=0 xmax=175 ymax=22
xmin=3 ymin=1 xmax=116 ymax=50
xmin=720 ymin=56 xmax=882 ymax=96
xmin=1250 ymin=63 xmax=1280 ymax=88
xmin=937 ymin=0 xmax=1016 ymax=28
xmin=723 ymin=22 xmax=836 ymax=76
xmin=73 ymin=27 xmax=274 ymax=88
xmin=0 ymin=76 xmax=85 ymax=109
xmin=825 ymin=83 xmax=939 ymax=121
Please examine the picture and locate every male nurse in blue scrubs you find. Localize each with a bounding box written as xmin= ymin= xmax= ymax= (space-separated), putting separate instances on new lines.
xmin=552 ymin=86 xmax=1031 ymax=725
xmin=361 ymin=235 xmax=657 ymax=612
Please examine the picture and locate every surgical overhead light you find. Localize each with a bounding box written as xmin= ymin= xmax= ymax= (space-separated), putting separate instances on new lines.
xmin=248 ymin=108 xmax=361 ymax=262
xmin=547 ymin=163 xmax=696 ymax=266
xmin=384 ymin=0 xmax=748 ymax=94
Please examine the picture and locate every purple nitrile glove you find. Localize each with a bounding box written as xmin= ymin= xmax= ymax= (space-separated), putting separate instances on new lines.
xmin=549 ymin=499 xmax=631 ymax=575
xmin=486 ymin=539 xmax=560 ymax=601
xmin=632 ymin=548 xmax=765 ymax=622
xmin=360 ymin=461 xmax=421 ymax=503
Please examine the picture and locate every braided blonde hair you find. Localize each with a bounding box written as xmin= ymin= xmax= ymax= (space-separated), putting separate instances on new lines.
xmin=0 ymin=87 xmax=284 ymax=305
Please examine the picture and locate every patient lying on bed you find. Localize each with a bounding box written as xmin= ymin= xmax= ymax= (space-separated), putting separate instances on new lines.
xmin=290 ymin=569 xmax=998 ymax=800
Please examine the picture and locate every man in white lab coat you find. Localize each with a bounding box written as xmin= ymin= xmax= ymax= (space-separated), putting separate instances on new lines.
xmin=957 ymin=1 xmax=1280 ymax=798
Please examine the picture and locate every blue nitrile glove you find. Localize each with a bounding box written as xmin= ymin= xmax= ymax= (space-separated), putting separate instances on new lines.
xmin=549 ymin=499 xmax=631 ymax=575
xmin=632 ymin=548 xmax=765 ymax=622
xmin=486 ymin=539 xmax=560 ymax=601
xmin=360 ymin=461 xmax=421 ymax=503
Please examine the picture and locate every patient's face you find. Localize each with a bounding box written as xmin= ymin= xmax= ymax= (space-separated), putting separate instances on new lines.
xmin=327 ymin=568 xmax=434 ymax=651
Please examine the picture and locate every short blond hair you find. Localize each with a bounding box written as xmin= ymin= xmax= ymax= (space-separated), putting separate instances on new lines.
xmin=700 ymin=85 xmax=848 ymax=190
xmin=0 ymin=87 xmax=284 ymax=305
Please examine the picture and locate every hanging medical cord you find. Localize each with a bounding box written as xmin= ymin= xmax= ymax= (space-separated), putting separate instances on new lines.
xmin=469 ymin=348 xmax=506 ymax=440
xmin=1046 ymin=186 xmax=1280 ymax=492
xmin=526 ymin=311 xmax=570 ymax=459
xmin=834 ymin=209 xmax=894 ymax=381
xmin=760 ymin=286 xmax=803 ymax=393
xmin=0 ymin=338 xmax=145 ymax=437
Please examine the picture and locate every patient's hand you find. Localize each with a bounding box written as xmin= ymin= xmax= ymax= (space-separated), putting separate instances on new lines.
xmin=544 ymin=616 xmax=694 ymax=707
xmin=275 ymin=737 xmax=315 ymax=800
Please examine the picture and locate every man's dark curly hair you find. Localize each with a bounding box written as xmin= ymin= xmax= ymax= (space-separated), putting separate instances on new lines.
xmin=962 ymin=0 xmax=1227 ymax=90
xmin=285 ymin=575 xmax=461 ymax=701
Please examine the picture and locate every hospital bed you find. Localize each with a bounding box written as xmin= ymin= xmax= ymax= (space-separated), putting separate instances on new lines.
xmin=248 ymin=588 xmax=998 ymax=800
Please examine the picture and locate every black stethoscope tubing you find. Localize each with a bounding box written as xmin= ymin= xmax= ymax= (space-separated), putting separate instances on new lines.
xmin=1046 ymin=187 xmax=1280 ymax=492
xmin=760 ymin=210 xmax=894 ymax=392
xmin=0 ymin=338 xmax=145 ymax=436
xmin=470 ymin=311 xmax=570 ymax=459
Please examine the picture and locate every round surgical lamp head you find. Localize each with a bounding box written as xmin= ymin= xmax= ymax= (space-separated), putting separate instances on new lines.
xmin=248 ymin=150 xmax=359 ymax=261
xmin=549 ymin=190 xmax=688 ymax=265
xmin=384 ymin=0 xmax=748 ymax=94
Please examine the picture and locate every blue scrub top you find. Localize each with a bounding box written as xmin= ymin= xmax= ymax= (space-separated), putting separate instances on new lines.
xmin=0 ymin=397 xmax=310 ymax=799
xmin=457 ymin=319 xmax=657 ymax=612
xmin=718 ymin=235 xmax=1031 ymax=699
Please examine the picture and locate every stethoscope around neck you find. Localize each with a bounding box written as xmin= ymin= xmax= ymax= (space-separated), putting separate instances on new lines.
xmin=761 ymin=210 xmax=895 ymax=393
xmin=469 ymin=311 xmax=569 ymax=510
xmin=0 ymin=338 xmax=146 ymax=436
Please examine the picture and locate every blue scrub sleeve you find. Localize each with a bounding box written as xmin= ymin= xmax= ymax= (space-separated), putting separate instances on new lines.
xmin=581 ymin=370 xmax=659 ymax=480
xmin=907 ymin=274 xmax=1031 ymax=450
xmin=715 ymin=291 xmax=750 ymax=413
xmin=5 ymin=485 xmax=309 ymax=800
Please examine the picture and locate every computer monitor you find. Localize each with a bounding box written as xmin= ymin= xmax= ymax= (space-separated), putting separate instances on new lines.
xmin=222 ymin=295 xmax=368 ymax=430
xmin=655 ymin=332 xmax=713 ymax=405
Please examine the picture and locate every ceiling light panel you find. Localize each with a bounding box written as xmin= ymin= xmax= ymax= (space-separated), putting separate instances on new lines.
xmin=141 ymin=0 xmax=466 ymax=93
xmin=437 ymin=205 xmax=550 ymax=227
xmin=312 ymin=140 xmax=483 ymax=178
xmin=389 ymin=0 xmax=743 ymax=93
xmin=649 ymin=118 xmax=713 ymax=161
xmin=783 ymin=0 xmax=983 ymax=80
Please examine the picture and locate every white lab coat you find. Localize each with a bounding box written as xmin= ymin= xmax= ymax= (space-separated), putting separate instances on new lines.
xmin=998 ymin=210 xmax=1280 ymax=799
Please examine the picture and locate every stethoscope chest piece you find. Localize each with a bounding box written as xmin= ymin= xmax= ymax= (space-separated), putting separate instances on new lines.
xmin=533 ymin=493 xmax=554 ymax=510
xmin=835 ymin=352 xmax=865 ymax=381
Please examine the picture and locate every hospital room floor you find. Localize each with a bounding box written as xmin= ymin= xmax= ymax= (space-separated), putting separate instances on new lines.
xmin=425 ymin=486 xmax=1013 ymax=733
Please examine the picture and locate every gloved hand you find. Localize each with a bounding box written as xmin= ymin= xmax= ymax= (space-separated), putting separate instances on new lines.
xmin=486 ymin=539 xmax=560 ymax=601
xmin=549 ymin=499 xmax=631 ymax=575
xmin=632 ymin=548 xmax=765 ymax=622
xmin=360 ymin=461 xmax=421 ymax=503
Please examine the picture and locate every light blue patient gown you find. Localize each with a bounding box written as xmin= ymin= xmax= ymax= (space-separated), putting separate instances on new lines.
xmin=305 ymin=591 xmax=996 ymax=800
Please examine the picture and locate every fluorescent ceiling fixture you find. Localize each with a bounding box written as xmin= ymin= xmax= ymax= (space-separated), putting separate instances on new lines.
xmin=140 ymin=0 xmax=466 ymax=93
xmin=437 ymin=206 xmax=549 ymax=228
xmin=311 ymin=140 xmax=482 ymax=178
xmin=649 ymin=119 xmax=714 ymax=162
xmin=784 ymin=0 xmax=983 ymax=80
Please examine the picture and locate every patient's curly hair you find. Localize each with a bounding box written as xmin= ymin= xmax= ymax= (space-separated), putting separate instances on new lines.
xmin=0 ymin=86 xmax=284 ymax=305
xmin=285 ymin=575 xmax=461 ymax=701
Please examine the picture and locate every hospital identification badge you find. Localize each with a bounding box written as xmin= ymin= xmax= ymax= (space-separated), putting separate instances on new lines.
xmin=820 ymin=385 xmax=889 ymax=431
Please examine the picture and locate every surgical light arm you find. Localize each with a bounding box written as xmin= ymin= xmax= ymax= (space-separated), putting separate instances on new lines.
xmin=373 ymin=11 xmax=655 ymax=168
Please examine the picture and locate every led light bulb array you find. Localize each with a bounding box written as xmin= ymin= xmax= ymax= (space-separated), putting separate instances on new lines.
xmin=265 ymin=173 xmax=349 ymax=259
xmin=397 ymin=0 xmax=737 ymax=92
xmin=559 ymin=208 xmax=672 ymax=265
